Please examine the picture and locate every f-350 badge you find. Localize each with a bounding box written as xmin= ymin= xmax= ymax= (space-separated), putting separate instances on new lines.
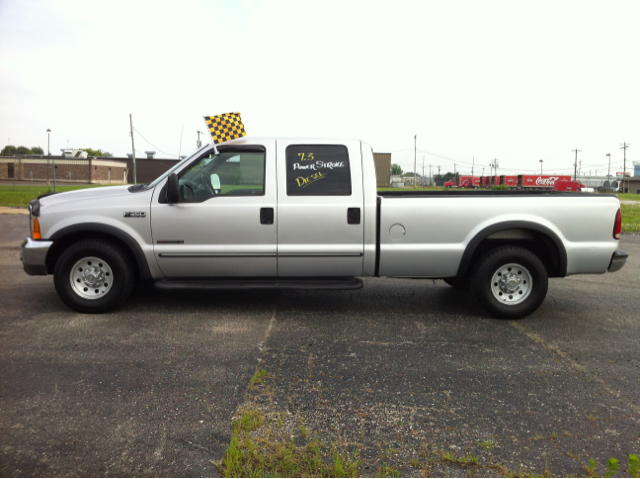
xmin=123 ymin=211 xmax=146 ymax=218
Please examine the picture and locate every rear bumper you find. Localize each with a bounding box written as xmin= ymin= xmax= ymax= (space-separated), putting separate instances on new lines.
xmin=608 ymin=250 xmax=628 ymax=273
xmin=21 ymin=238 xmax=53 ymax=275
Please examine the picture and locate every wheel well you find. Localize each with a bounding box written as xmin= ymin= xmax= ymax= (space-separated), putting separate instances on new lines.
xmin=46 ymin=231 xmax=141 ymax=281
xmin=458 ymin=228 xmax=565 ymax=279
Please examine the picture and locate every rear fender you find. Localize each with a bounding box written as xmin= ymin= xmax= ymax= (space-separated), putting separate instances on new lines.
xmin=456 ymin=221 xmax=567 ymax=278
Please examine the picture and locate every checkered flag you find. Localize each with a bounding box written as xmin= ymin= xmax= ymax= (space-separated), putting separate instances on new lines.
xmin=203 ymin=113 xmax=246 ymax=144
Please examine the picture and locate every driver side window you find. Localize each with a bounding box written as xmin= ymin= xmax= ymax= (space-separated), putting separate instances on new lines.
xmin=178 ymin=148 xmax=266 ymax=202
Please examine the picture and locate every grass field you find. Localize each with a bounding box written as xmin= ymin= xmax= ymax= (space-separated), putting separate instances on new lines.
xmin=2 ymin=184 xmax=639 ymax=232
xmin=0 ymin=184 xmax=102 ymax=208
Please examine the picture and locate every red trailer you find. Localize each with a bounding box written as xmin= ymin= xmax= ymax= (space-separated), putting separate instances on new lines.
xmin=500 ymin=175 xmax=518 ymax=188
xmin=459 ymin=176 xmax=481 ymax=188
xmin=518 ymin=175 xmax=572 ymax=190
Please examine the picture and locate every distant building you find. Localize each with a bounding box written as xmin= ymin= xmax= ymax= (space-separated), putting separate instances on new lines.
xmin=625 ymin=175 xmax=640 ymax=194
xmin=61 ymin=149 xmax=88 ymax=159
xmin=0 ymin=156 xmax=128 ymax=184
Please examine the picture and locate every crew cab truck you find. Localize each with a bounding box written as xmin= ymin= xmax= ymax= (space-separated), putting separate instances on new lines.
xmin=21 ymin=138 xmax=628 ymax=319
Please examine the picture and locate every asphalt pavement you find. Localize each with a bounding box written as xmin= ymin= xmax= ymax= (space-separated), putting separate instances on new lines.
xmin=1 ymin=214 xmax=638 ymax=477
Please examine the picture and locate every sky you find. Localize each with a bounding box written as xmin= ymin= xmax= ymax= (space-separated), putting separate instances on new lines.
xmin=1 ymin=0 xmax=639 ymax=178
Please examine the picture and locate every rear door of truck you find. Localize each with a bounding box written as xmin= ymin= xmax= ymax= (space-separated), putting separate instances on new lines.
xmin=276 ymin=140 xmax=364 ymax=276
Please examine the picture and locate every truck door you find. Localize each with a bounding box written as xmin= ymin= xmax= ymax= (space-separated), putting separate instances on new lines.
xmin=276 ymin=140 xmax=364 ymax=277
xmin=150 ymin=141 xmax=277 ymax=277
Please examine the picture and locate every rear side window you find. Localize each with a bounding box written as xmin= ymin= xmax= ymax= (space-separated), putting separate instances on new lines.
xmin=285 ymin=145 xmax=351 ymax=196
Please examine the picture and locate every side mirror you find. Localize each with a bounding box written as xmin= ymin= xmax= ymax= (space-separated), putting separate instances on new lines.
xmin=210 ymin=173 xmax=221 ymax=195
xmin=167 ymin=173 xmax=179 ymax=204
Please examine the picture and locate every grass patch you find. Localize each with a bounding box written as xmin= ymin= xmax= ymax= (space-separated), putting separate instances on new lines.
xmin=218 ymin=406 xmax=360 ymax=477
xmin=0 ymin=184 xmax=102 ymax=207
xmin=249 ymin=369 xmax=267 ymax=388
xmin=621 ymin=203 xmax=640 ymax=232
xmin=478 ymin=439 xmax=495 ymax=449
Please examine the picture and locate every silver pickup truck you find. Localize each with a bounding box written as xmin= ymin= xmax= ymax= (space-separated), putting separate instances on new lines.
xmin=21 ymin=137 xmax=627 ymax=319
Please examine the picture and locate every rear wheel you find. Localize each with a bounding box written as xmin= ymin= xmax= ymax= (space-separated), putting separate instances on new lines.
xmin=54 ymin=239 xmax=135 ymax=313
xmin=470 ymin=246 xmax=548 ymax=319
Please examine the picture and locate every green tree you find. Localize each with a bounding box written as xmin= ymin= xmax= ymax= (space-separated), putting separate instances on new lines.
xmin=433 ymin=172 xmax=458 ymax=186
xmin=2 ymin=145 xmax=46 ymax=155
xmin=80 ymin=148 xmax=113 ymax=157
xmin=80 ymin=148 xmax=103 ymax=157
xmin=1 ymin=145 xmax=17 ymax=155
xmin=390 ymin=164 xmax=403 ymax=175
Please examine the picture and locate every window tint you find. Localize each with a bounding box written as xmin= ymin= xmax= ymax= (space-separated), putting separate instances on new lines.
xmin=286 ymin=145 xmax=351 ymax=196
xmin=178 ymin=148 xmax=265 ymax=202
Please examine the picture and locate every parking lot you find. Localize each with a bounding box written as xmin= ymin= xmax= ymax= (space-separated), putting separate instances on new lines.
xmin=1 ymin=214 xmax=639 ymax=477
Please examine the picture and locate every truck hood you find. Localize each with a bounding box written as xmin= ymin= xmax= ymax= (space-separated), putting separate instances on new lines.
xmin=39 ymin=185 xmax=133 ymax=209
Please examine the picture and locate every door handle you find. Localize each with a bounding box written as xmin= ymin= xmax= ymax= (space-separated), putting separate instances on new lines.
xmin=347 ymin=208 xmax=361 ymax=225
xmin=260 ymin=207 xmax=274 ymax=225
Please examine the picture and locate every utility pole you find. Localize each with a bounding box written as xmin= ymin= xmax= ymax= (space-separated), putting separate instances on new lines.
xmin=571 ymin=148 xmax=581 ymax=180
xmin=422 ymin=155 xmax=425 ymax=187
xmin=414 ymin=135 xmax=417 ymax=189
xmin=491 ymin=159 xmax=499 ymax=179
xmin=429 ymin=164 xmax=432 ymax=187
xmin=606 ymin=153 xmax=611 ymax=186
xmin=129 ymin=114 xmax=137 ymax=184
xmin=539 ymin=159 xmax=543 ymax=175
xmin=620 ymin=142 xmax=630 ymax=193
xmin=471 ymin=156 xmax=474 ymax=177
xmin=197 ymin=130 xmax=204 ymax=148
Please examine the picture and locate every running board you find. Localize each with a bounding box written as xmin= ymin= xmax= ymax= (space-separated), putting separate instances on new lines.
xmin=154 ymin=276 xmax=363 ymax=291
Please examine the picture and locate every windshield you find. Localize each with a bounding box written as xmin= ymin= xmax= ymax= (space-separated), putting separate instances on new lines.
xmin=146 ymin=143 xmax=214 ymax=188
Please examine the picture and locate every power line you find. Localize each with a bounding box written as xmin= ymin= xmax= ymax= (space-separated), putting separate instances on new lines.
xmin=132 ymin=127 xmax=179 ymax=158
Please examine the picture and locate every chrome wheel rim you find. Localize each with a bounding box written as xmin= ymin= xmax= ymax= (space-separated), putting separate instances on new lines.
xmin=69 ymin=256 xmax=113 ymax=300
xmin=490 ymin=263 xmax=532 ymax=305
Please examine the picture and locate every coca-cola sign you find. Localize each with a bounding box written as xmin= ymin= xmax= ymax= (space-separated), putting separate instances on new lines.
xmin=535 ymin=176 xmax=559 ymax=186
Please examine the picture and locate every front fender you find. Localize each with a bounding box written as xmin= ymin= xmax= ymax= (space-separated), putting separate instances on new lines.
xmin=48 ymin=223 xmax=155 ymax=282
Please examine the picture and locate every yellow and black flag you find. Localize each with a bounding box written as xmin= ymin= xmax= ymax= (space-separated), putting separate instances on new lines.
xmin=203 ymin=112 xmax=246 ymax=144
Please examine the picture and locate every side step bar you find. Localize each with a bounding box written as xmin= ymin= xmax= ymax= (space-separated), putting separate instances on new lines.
xmin=154 ymin=276 xmax=363 ymax=291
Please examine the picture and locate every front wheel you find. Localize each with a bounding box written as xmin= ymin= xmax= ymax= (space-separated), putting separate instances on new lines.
xmin=54 ymin=239 xmax=135 ymax=313
xmin=470 ymin=246 xmax=548 ymax=320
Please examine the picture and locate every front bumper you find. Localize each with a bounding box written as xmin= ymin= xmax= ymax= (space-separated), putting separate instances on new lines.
xmin=608 ymin=250 xmax=628 ymax=273
xmin=21 ymin=238 xmax=53 ymax=275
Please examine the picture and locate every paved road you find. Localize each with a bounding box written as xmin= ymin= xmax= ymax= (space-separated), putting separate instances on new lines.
xmin=0 ymin=215 xmax=275 ymax=476
xmin=1 ymin=214 xmax=638 ymax=477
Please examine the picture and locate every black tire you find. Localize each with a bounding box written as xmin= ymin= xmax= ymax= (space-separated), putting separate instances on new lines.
xmin=443 ymin=276 xmax=470 ymax=291
xmin=470 ymin=246 xmax=548 ymax=320
xmin=54 ymin=239 xmax=135 ymax=313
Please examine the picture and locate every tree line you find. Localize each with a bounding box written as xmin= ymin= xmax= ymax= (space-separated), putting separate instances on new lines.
xmin=1 ymin=146 xmax=112 ymax=157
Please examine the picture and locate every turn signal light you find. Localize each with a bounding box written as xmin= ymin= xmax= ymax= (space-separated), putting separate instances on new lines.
xmin=613 ymin=208 xmax=622 ymax=240
xmin=33 ymin=217 xmax=41 ymax=240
